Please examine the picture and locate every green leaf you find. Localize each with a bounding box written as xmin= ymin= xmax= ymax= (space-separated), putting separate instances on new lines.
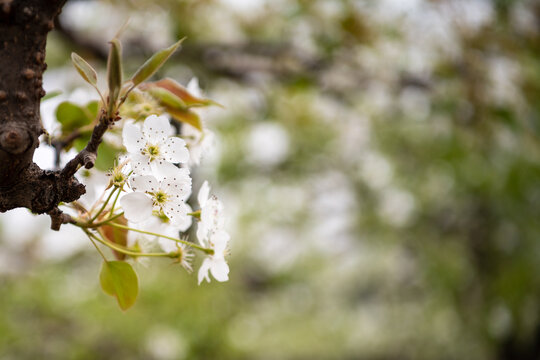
xmin=145 ymin=78 xmax=223 ymax=108
xmin=56 ymin=101 xmax=93 ymax=133
xmin=167 ymin=107 xmax=203 ymax=131
xmin=130 ymin=38 xmax=185 ymax=87
xmin=71 ymin=52 xmax=98 ymax=87
xmin=73 ymin=133 xmax=91 ymax=152
xmin=94 ymin=141 xmax=121 ymax=172
xmin=86 ymin=100 xmax=100 ymax=119
xmin=100 ymin=261 xmax=139 ymax=311
xmin=107 ymin=38 xmax=123 ymax=111
xmin=147 ymin=87 xmax=187 ymax=109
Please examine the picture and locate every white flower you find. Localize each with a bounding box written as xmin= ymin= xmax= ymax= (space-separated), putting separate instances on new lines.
xmin=120 ymin=168 xmax=192 ymax=226
xmin=196 ymin=181 xmax=230 ymax=284
xmin=183 ymin=124 xmax=215 ymax=167
xmin=196 ymin=181 xmax=226 ymax=242
xmin=198 ymin=230 xmax=230 ymax=284
xmin=137 ymin=211 xmax=193 ymax=252
xmin=123 ymin=114 xmax=189 ymax=176
xmin=183 ymin=78 xmax=214 ymax=166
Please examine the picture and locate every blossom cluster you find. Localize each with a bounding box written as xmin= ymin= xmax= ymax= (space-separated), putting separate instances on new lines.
xmin=118 ymin=114 xmax=230 ymax=283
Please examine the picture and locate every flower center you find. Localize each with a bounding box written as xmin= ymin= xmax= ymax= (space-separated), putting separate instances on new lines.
xmin=144 ymin=144 xmax=160 ymax=161
xmin=153 ymin=190 xmax=168 ymax=205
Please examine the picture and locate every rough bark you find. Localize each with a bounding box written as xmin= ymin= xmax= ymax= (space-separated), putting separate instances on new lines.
xmin=0 ymin=0 xmax=89 ymax=229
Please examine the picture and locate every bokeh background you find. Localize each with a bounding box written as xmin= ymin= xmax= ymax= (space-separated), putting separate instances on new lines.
xmin=1 ymin=0 xmax=540 ymax=359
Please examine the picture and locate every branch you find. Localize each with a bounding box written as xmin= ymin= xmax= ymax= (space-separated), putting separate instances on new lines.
xmin=0 ymin=0 xmax=93 ymax=230
xmin=61 ymin=109 xmax=119 ymax=178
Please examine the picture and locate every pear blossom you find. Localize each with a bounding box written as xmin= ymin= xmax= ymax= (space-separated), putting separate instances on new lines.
xmin=120 ymin=168 xmax=192 ymax=226
xmin=123 ymin=114 xmax=189 ymax=176
xmin=183 ymin=78 xmax=215 ymax=166
xmin=196 ymin=180 xmax=226 ymax=241
xmin=196 ymin=181 xmax=230 ymax=284
xmin=198 ymin=230 xmax=230 ymax=284
xmin=137 ymin=210 xmax=193 ymax=252
xmin=183 ymin=124 xmax=215 ymax=167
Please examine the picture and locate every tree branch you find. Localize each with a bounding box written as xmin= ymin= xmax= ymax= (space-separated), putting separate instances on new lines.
xmin=0 ymin=0 xmax=94 ymax=230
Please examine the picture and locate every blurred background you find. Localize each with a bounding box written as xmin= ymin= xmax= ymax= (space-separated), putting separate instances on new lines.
xmin=1 ymin=0 xmax=540 ymax=359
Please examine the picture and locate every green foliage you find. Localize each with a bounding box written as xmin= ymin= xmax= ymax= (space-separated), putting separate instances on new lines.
xmin=100 ymin=261 xmax=139 ymax=311
xmin=107 ymin=38 xmax=123 ymax=114
xmin=55 ymin=101 xmax=98 ymax=134
xmin=130 ymin=38 xmax=185 ymax=86
xmin=71 ymin=52 xmax=98 ymax=87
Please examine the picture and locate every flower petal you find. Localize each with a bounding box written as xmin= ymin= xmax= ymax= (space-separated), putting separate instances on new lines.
xmin=143 ymin=114 xmax=172 ymax=144
xmin=120 ymin=192 xmax=153 ymax=223
xmin=149 ymin=161 xmax=187 ymax=183
xmin=122 ymin=123 xmax=145 ymax=154
xmin=162 ymin=137 xmax=189 ymax=164
xmin=198 ymin=258 xmax=212 ymax=285
xmin=196 ymin=221 xmax=209 ymax=247
xmin=162 ymin=200 xmax=190 ymax=226
xmin=201 ymin=196 xmax=225 ymax=231
xmin=209 ymin=257 xmax=229 ymax=282
xmin=161 ymin=168 xmax=192 ymax=200
xmin=171 ymin=203 xmax=192 ymax=232
xmin=212 ymin=230 xmax=230 ymax=253
xmin=130 ymin=175 xmax=158 ymax=193
xmin=130 ymin=153 xmax=152 ymax=176
xmin=197 ymin=180 xmax=210 ymax=208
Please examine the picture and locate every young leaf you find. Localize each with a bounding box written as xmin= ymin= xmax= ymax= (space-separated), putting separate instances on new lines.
xmin=147 ymin=87 xmax=187 ymax=110
xmin=130 ymin=38 xmax=185 ymax=87
xmin=167 ymin=107 xmax=203 ymax=131
xmin=94 ymin=141 xmax=121 ymax=172
xmin=107 ymin=38 xmax=123 ymax=112
xmin=100 ymin=261 xmax=139 ymax=311
xmin=143 ymin=78 xmax=222 ymax=108
xmin=56 ymin=101 xmax=93 ymax=133
xmin=71 ymin=52 xmax=98 ymax=87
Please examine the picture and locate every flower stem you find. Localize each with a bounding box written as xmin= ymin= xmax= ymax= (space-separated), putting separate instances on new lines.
xmin=90 ymin=187 xmax=118 ymax=223
xmin=84 ymin=230 xmax=108 ymax=262
xmin=75 ymin=212 xmax=125 ymax=228
xmin=108 ymin=185 xmax=123 ymax=218
xmin=107 ymin=222 xmax=213 ymax=254
xmin=84 ymin=229 xmax=173 ymax=258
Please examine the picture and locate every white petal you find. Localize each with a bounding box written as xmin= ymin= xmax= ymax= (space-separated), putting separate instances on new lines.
xmin=162 ymin=200 xmax=190 ymax=226
xmin=120 ymin=192 xmax=153 ymax=223
xmin=196 ymin=222 xmax=209 ymax=247
xmin=201 ymin=196 xmax=225 ymax=231
xmin=161 ymin=169 xmax=192 ymax=200
xmin=209 ymin=257 xmax=229 ymax=282
xmin=130 ymin=153 xmax=152 ymax=176
xmin=149 ymin=161 xmax=188 ymax=184
xmin=172 ymin=203 xmax=192 ymax=232
xmin=143 ymin=115 xmax=172 ymax=144
xmin=211 ymin=230 xmax=230 ymax=253
xmin=198 ymin=181 xmax=210 ymax=208
xmin=162 ymin=137 xmax=189 ymax=164
xmin=122 ymin=123 xmax=145 ymax=154
xmin=190 ymin=130 xmax=215 ymax=167
xmin=130 ymin=175 xmax=158 ymax=193
xmin=198 ymin=258 xmax=212 ymax=285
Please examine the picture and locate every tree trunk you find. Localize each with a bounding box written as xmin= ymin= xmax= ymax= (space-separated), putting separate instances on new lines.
xmin=0 ymin=0 xmax=86 ymax=229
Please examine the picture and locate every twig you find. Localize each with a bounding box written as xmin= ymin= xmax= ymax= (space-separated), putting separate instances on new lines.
xmin=60 ymin=108 xmax=120 ymax=178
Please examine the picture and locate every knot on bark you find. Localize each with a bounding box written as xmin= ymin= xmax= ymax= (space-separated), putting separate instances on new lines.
xmin=0 ymin=124 xmax=32 ymax=154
